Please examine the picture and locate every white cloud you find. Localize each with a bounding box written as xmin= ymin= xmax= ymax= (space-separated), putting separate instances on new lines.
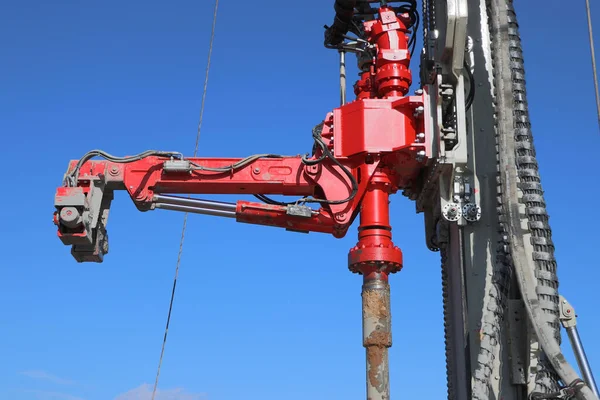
xmin=20 ymin=370 xmax=75 ymax=385
xmin=114 ymin=383 xmax=206 ymax=400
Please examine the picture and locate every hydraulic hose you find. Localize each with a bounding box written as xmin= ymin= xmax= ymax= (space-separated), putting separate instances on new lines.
xmin=490 ymin=0 xmax=598 ymax=398
xmin=324 ymin=0 xmax=357 ymax=47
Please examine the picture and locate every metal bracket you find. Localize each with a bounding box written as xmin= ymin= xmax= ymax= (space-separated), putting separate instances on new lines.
xmin=559 ymin=295 xmax=577 ymax=329
xmin=559 ymin=295 xmax=600 ymax=398
xmin=440 ymin=173 xmax=480 ymax=225
xmin=417 ymin=0 xmax=479 ymax=251
xmin=507 ymin=299 xmax=527 ymax=385
xmin=286 ymin=204 xmax=313 ymax=218
xmin=55 ymin=176 xmax=113 ymax=263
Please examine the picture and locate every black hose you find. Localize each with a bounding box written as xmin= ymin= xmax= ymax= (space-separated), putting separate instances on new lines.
xmin=324 ymin=0 xmax=357 ymax=47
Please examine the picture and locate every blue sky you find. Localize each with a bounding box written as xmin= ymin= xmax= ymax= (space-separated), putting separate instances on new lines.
xmin=1 ymin=1 xmax=599 ymax=399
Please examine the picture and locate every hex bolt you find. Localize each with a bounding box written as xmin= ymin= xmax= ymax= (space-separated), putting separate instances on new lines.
xmin=415 ymin=89 xmax=423 ymax=95
xmin=306 ymin=165 xmax=319 ymax=175
xmin=416 ymin=133 xmax=425 ymax=142
xmin=447 ymin=207 xmax=457 ymax=218
xmin=414 ymin=106 xmax=425 ymax=116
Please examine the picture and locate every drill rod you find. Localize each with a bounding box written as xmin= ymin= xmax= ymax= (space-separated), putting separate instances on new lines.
xmin=349 ymin=172 xmax=401 ymax=400
xmin=362 ymin=271 xmax=392 ymax=400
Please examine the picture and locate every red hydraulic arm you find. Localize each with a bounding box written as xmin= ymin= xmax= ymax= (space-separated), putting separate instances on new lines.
xmin=53 ymin=6 xmax=430 ymax=400
xmin=54 ymin=7 xmax=431 ymax=259
xmin=55 ymin=87 xmax=430 ymax=260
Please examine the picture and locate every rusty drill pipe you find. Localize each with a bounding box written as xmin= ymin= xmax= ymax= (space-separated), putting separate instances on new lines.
xmin=362 ymin=272 xmax=392 ymax=400
xmin=348 ymin=172 xmax=402 ymax=400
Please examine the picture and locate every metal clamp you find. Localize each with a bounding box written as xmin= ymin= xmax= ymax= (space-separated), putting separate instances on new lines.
xmin=54 ymin=175 xmax=113 ymax=263
xmin=559 ymin=296 xmax=600 ymax=398
xmin=441 ymin=175 xmax=481 ymax=224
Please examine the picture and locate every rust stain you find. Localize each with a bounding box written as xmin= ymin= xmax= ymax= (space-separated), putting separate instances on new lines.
xmin=365 ymin=330 xmax=391 ymax=347
xmin=367 ymin=345 xmax=385 ymax=389
xmin=363 ymin=290 xmax=389 ymax=319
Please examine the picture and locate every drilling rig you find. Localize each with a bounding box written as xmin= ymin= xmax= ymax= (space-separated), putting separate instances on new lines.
xmin=52 ymin=1 xmax=598 ymax=399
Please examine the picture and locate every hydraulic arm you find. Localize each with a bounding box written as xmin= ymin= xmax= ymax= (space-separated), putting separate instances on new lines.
xmin=55 ymin=3 xmax=430 ymax=263
xmin=55 ymin=92 xmax=430 ymax=260
xmin=54 ymin=6 xmax=428 ymax=400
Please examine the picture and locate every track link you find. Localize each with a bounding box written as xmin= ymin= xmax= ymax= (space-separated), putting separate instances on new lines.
xmin=489 ymin=0 xmax=561 ymax=394
xmin=435 ymin=0 xmax=563 ymax=397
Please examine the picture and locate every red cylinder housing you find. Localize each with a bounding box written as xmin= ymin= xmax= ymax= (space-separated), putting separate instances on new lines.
xmin=363 ymin=8 xmax=413 ymax=98
xmin=332 ymin=98 xmax=418 ymax=158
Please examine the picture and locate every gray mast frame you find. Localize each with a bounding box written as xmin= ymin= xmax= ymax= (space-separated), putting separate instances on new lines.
xmin=419 ymin=1 xmax=530 ymax=398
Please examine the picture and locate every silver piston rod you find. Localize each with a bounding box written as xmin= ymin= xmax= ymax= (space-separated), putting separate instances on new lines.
xmin=339 ymin=49 xmax=347 ymax=106
xmin=153 ymin=194 xmax=236 ymax=218
xmin=559 ymin=296 xmax=599 ymax=398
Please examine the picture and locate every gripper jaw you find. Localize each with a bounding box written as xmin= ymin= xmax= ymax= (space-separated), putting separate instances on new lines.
xmin=70 ymin=224 xmax=109 ymax=263
xmin=54 ymin=176 xmax=113 ymax=263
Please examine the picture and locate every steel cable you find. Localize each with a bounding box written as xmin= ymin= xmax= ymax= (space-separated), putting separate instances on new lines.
xmin=585 ymin=0 xmax=600 ymax=133
xmin=150 ymin=1 xmax=219 ymax=398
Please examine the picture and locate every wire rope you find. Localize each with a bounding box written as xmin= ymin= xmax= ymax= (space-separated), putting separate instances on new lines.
xmin=150 ymin=1 xmax=219 ymax=398
xmin=585 ymin=0 xmax=600 ymax=132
